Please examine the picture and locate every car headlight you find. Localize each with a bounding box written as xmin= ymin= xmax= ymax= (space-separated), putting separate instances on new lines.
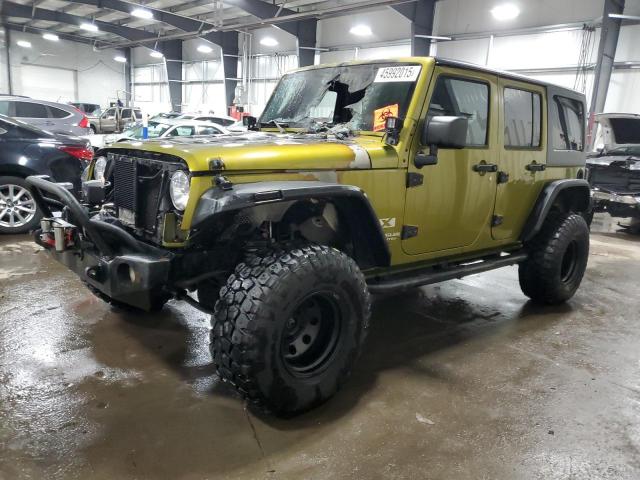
xmin=93 ymin=156 xmax=107 ymax=183
xmin=170 ymin=170 xmax=190 ymax=211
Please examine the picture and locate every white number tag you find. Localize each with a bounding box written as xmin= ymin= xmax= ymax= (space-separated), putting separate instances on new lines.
xmin=374 ymin=66 xmax=422 ymax=83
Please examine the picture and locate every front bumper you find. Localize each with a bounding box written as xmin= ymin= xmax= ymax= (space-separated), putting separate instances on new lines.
xmin=592 ymin=190 xmax=640 ymax=218
xmin=27 ymin=175 xmax=171 ymax=311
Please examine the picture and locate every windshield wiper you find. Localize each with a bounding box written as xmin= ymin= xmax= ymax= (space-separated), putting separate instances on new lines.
xmin=260 ymin=119 xmax=288 ymax=133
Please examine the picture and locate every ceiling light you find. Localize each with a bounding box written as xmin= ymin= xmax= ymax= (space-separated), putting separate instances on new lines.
xmin=260 ymin=37 xmax=279 ymax=47
xmin=80 ymin=22 xmax=99 ymax=32
xmin=349 ymin=25 xmax=372 ymax=36
xmin=43 ymin=33 xmax=59 ymax=41
xmin=490 ymin=3 xmax=520 ymax=21
xmin=114 ymin=56 xmax=127 ymax=63
xmin=150 ymin=50 xmax=164 ymax=58
xmin=131 ymin=8 xmax=153 ymax=19
xmin=16 ymin=40 xmax=32 ymax=48
xmin=197 ymin=44 xmax=213 ymax=53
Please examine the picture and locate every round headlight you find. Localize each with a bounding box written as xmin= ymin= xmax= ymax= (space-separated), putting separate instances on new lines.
xmin=170 ymin=170 xmax=190 ymax=211
xmin=93 ymin=156 xmax=107 ymax=183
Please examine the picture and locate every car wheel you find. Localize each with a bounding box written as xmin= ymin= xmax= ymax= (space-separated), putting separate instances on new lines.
xmin=519 ymin=212 xmax=590 ymax=304
xmin=0 ymin=176 xmax=42 ymax=234
xmin=210 ymin=244 xmax=371 ymax=416
xmin=90 ymin=125 xmax=97 ymax=134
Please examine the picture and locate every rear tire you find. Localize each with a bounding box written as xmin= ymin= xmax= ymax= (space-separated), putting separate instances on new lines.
xmin=210 ymin=244 xmax=370 ymax=416
xmin=519 ymin=212 xmax=589 ymax=304
xmin=0 ymin=176 xmax=41 ymax=234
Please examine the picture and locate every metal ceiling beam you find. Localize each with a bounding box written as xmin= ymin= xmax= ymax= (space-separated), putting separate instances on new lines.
xmin=224 ymin=0 xmax=300 ymax=35
xmin=62 ymin=0 xmax=217 ymax=33
xmin=590 ymin=0 xmax=625 ymax=114
xmin=2 ymin=21 xmax=121 ymax=47
xmin=0 ymin=1 xmax=156 ymax=41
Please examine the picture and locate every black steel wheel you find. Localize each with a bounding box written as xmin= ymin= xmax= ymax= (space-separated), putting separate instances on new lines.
xmin=519 ymin=212 xmax=590 ymax=304
xmin=210 ymin=244 xmax=370 ymax=416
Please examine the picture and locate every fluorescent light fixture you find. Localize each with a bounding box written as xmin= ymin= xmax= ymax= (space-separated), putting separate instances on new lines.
xmin=349 ymin=24 xmax=372 ymax=36
xmin=80 ymin=22 xmax=99 ymax=32
xmin=197 ymin=44 xmax=213 ymax=53
xmin=114 ymin=55 xmax=127 ymax=63
xmin=609 ymin=13 xmax=640 ymax=20
xmin=131 ymin=8 xmax=154 ymax=19
xmin=490 ymin=3 xmax=520 ymax=21
xmin=43 ymin=33 xmax=59 ymax=41
xmin=260 ymin=37 xmax=279 ymax=47
xmin=150 ymin=50 xmax=164 ymax=58
xmin=414 ymin=34 xmax=452 ymax=41
xmin=16 ymin=40 xmax=32 ymax=48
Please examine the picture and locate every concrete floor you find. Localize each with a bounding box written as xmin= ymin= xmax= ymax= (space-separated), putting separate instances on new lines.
xmin=1 ymin=214 xmax=639 ymax=479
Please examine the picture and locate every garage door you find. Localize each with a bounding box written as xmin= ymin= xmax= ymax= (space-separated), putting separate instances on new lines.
xmin=19 ymin=65 xmax=77 ymax=103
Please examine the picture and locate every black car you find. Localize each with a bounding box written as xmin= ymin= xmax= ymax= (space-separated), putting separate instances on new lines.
xmin=0 ymin=114 xmax=93 ymax=234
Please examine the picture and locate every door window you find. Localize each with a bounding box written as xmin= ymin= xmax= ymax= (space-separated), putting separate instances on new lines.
xmin=428 ymin=76 xmax=489 ymax=146
xmin=121 ymin=109 xmax=132 ymax=119
xmin=169 ymin=126 xmax=195 ymax=136
xmin=552 ymin=96 xmax=584 ymax=151
xmin=49 ymin=106 xmax=71 ymax=119
xmin=102 ymin=108 xmax=117 ymax=119
xmin=14 ymin=101 xmax=49 ymax=118
xmin=504 ymin=88 xmax=541 ymax=148
xmin=197 ymin=125 xmax=222 ymax=135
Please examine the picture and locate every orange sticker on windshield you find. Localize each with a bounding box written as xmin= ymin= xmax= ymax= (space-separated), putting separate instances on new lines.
xmin=373 ymin=104 xmax=399 ymax=132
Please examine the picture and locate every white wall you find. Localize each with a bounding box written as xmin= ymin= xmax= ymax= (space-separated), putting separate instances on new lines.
xmin=2 ymin=30 xmax=126 ymax=107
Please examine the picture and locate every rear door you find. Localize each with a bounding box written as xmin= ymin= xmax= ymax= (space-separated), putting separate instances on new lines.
xmin=492 ymin=78 xmax=547 ymax=240
xmin=402 ymin=67 xmax=499 ymax=254
xmin=100 ymin=108 xmax=117 ymax=132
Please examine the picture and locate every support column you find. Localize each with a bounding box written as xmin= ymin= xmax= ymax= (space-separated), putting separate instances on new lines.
xmin=392 ymin=0 xmax=436 ymax=56
xmin=160 ymin=39 xmax=183 ymax=112
xmin=124 ymin=47 xmax=132 ymax=107
xmin=590 ymin=0 xmax=625 ymax=114
xmin=4 ymin=28 xmax=13 ymax=94
xmin=295 ymin=19 xmax=317 ymax=67
xmin=221 ymin=31 xmax=239 ymax=113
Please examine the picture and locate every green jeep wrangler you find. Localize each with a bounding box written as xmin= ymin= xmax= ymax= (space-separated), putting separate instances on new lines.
xmin=27 ymin=57 xmax=591 ymax=416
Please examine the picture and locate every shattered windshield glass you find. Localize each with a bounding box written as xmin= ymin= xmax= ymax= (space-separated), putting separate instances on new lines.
xmin=260 ymin=63 xmax=422 ymax=132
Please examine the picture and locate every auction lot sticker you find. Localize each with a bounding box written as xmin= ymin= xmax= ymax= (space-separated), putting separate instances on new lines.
xmin=374 ymin=65 xmax=422 ymax=83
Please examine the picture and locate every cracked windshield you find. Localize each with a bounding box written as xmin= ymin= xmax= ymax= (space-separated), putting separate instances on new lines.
xmin=260 ymin=63 xmax=422 ymax=133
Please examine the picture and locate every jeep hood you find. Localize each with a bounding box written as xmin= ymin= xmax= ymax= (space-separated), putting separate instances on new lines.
xmin=109 ymin=132 xmax=398 ymax=171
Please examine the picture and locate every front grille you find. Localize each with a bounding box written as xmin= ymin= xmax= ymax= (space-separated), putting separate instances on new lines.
xmin=113 ymin=157 xmax=137 ymax=210
xmin=108 ymin=153 xmax=186 ymax=233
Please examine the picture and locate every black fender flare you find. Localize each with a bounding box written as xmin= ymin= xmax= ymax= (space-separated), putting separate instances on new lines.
xmin=191 ymin=181 xmax=391 ymax=268
xmin=520 ymin=179 xmax=591 ymax=242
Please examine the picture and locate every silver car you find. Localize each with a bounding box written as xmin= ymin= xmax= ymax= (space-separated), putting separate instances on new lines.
xmin=0 ymin=96 xmax=91 ymax=136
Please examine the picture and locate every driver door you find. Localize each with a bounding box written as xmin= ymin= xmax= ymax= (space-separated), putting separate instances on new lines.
xmin=402 ymin=67 xmax=499 ymax=255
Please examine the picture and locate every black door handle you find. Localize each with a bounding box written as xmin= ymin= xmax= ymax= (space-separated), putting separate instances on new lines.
xmin=473 ymin=163 xmax=498 ymax=173
xmin=526 ymin=162 xmax=546 ymax=172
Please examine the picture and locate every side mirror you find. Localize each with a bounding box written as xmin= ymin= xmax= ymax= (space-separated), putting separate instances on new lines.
xmin=243 ymin=115 xmax=257 ymax=130
xmin=422 ymin=115 xmax=468 ymax=149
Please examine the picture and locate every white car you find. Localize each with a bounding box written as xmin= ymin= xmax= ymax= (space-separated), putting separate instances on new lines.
xmin=103 ymin=119 xmax=229 ymax=145
xmin=174 ymin=113 xmax=237 ymax=127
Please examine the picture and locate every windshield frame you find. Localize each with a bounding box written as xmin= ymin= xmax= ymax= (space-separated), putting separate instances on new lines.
xmin=258 ymin=60 xmax=426 ymax=135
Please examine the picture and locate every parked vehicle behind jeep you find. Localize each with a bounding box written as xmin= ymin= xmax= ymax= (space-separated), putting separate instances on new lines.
xmin=89 ymin=107 xmax=142 ymax=133
xmin=0 ymin=96 xmax=91 ymax=136
xmin=27 ymin=57 xmax=591 ymax=415
xmin=587 ymin=113 xmax=640 ymax=229
xmin=0 ymin=114 xmax=93 ymax=233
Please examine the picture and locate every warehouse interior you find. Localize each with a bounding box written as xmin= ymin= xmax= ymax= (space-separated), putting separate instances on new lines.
xmin=1 ymin=0 xmax=640 ymax=478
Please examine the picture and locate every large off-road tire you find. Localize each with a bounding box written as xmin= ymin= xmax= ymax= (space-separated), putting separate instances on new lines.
xmin=211 ymin=244 xmax=371 ymax=416
xmin=0 ymin=176 xmax=42 ymax=234
xmin=519 ymin=212 xmax=589 ymax=305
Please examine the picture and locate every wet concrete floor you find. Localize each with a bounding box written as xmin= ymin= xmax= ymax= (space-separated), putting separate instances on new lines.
xmin=1 ymin=214 xmax=639 ymax=479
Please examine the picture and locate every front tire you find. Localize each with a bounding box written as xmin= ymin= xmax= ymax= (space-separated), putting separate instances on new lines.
xmin=211 ymin=244 xmax=370 ymax=416
xmin=0 ymin=176 xmax=41 ymax=234
xmin=519 ymin=212 xmax=589 ymax=304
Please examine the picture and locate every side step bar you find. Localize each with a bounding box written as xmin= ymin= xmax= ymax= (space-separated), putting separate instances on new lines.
xmin=367 ymin=252 xmax=528 ymax=294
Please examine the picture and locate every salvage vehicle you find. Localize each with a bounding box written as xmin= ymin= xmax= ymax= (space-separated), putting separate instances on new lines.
xmin=0 ymin=114 xmax=92 ymax=233
xmin=89 ymin=107 xmax=142 ymax=134
xmin=587 ymin=113 xmax=640 ymax=230
xmin=101 ymin=119 xmax=229 ymax=146
xmin=27 ymin=58 xmax=591 ymax=415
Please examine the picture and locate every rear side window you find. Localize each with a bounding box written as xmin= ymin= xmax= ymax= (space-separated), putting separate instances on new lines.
xmin=428 ymin=77 xmax=489 ymax=146
xmin=49 ymin=106 xmax=71 ymax=118
xmin=552 ymin=96 xmax=584 ymax=151
xmin=134 ymin=110 xmax=142 ymax=119
xmin=121 ymin=109 xmax=132 ymax=118
xmin=169 ymin=126 xmax=195 ymax=136
xmin=15 ymin=101 xmax=49 ymax=118
xmin=504 ymin=88 xmax=541 ymax=148
xmin=197 ymin=125 xmax=222 ymax=135
xmin=214 ymin=117 xmax=235 ymax=126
